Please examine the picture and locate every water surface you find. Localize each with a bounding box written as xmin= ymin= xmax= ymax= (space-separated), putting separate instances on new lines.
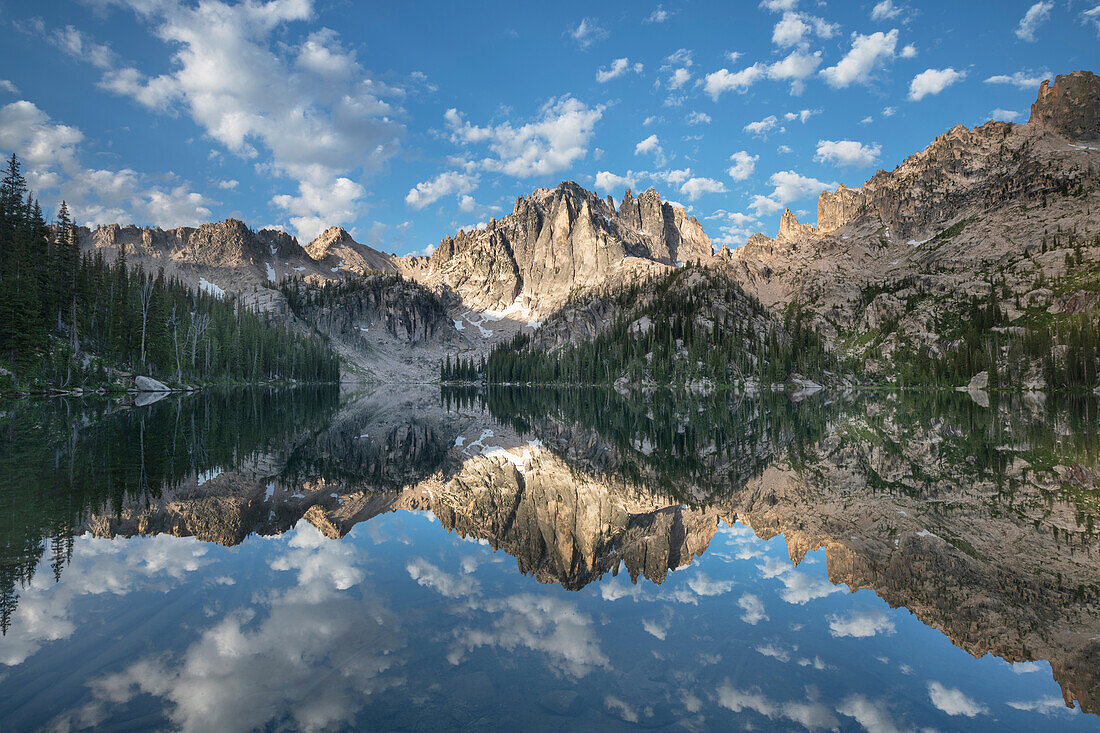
xmin=1 ymin=386 xmax=1098 ymax=731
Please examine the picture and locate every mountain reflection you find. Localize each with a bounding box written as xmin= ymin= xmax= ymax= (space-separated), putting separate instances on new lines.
xmin=1 ymin=385 xmax=1098 ymax=718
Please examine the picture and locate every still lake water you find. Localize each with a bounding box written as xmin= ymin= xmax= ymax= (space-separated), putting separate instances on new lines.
xmin=0 ymin=386 xmax=1098 ymax=731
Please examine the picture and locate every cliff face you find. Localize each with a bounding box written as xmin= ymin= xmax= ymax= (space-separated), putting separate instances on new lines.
xmin=398 ymin=181 xmax=713 ymax=317
xmin=1030 ymin=70 xmax=1100 ymax=141
xmin=305 ymin=226 xmax=398 ymax=276
xmin=725 ymin=71 xmax=1100 ymax=377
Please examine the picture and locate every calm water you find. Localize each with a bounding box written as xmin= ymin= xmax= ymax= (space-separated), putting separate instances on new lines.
xmin=1 ymin=386 xmax=1098 ymax=732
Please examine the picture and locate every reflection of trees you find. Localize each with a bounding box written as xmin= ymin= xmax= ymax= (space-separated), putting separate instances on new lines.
xmin=0 ymin=387 xmax=339 ymax=633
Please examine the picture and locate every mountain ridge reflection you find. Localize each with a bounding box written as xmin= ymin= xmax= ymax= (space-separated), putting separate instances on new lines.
xmin=1 ymin=385 xmax=1098 ymax=719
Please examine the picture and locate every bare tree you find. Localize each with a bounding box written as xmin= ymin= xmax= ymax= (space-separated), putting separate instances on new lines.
xmin=138 ymin=274 xmax=155 ymax=370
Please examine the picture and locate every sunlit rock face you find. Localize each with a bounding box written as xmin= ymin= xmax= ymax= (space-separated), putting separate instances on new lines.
xmin=401 ymin=181 xmax=713 ymax=317
xmin=723 ymin=72 xmax=1100 ymax=374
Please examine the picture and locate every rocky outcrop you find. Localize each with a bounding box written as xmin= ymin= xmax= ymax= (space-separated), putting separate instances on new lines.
xmin=399 ymin=181 xmax=713 ymax=317
xmin=1030 ymin=70 xmax=1100 ymax=141
xmin=306 ymin=226 xmax=398 ymax=276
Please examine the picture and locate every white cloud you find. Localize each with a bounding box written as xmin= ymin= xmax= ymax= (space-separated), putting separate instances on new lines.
xmin=815 ymin=139 xmax=882 ymax=167
xmin=642 ymin=618 xmax=669 ymax=640
xmin=90 ymin=0 xmax=405 ymax=241
xmin=771 ymin=11 xmax=838 ymax=47
xmin=871 ymin=1 xmax=903 ymax=21
xmin=727 ymin=151 xmax=758 ymax=180
xmin=272 ymin=177 xmax=366 ymax=241
xmin=784 ymin=109 xmax=817 ymax=123
xmin=908 ymin=68 xmax=965 ymax=100
xmin=1007 ymin=696 xmax=1082 ymax=715
xmin=717 ymin=682 xmax=840 ymax=731
xmin=644 ymin=5 xmax=670 ymax=23
xmin=1015 ymin=2 xmax=1053 ymax=42
xmin=744 ymin=115 xmax=780 ymax=137
xmin=737 ymin=593 xmax=767 ymax=624
xmin=703 ymin=63 xmax=768 ymax=100
xmin=882 ymin=105 xmax=897 ymax=117
xmin=594 ymin=170 xmax=638 ymax=192
xmin=403 ymin=170 xmax=478 ymax=210
xmin=635 ymin=134 xmax=662 ymax=156
xmin=777 ymin=144 xmax=793 ymax=153
xmin=984 ymin=69 xmax=1051 ymax=89
xmin=900 ymin=43 xmax=917 ymax=58
xmin=605 ymin=696 xmax=640 ymax=722
xmin=927 ymin=682 xmax=989 ymax=717
xmin=750 ymin=170 xmax=837 ymax=217
xmin=669 ymin=67 xmax=693 ymax=90
xmin=569 ymin=17 xmax=607 ymax=48
xmin=827 ymin=609 xmax=896 ymax=637
xmin=217 ymin=179 xmax=239 ymax=190
xmin=0 ymin=99 xmax=212 ymax=228
xmin=768 ymin=50 xmax=823 ymax=93
xmin=445 ymin=96 xmax=603 ymax=178
xmin=836 ymin=695 xmax=908 ymax=733
xmin=686 ymin=111 xmax=712 ymax=125
xmin=990 ymin=108 xmax=1021 ymax=121
xmin=681 ymin=177 xmax=726 ymax=200
xmin=47 ymin=25 xmax=119 ymax=70
xmin=820 ymin=29 xmax=899 ymax=88
xmin=0 ymin=80 xmax=18 ymax=94
xmin=597 ymin=57 xmax=643 ymax=83
xmin=1084 ymin=5 xmax=1100 ymax=33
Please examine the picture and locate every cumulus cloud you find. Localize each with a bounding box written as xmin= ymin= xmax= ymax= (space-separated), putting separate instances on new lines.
xmin=768 ymin=49 xmax=823 ymax=94
xmin=820 ymin=29 xmax=899 ymax=88
xmin=737 ymin=593 xmax=768 ymax=624
xmin=0 ymin=80 xmax=18 ymax=94
xmin=815 ymin=139 xmax=882 ymax=167
xmin=703 ymin=63 xmax=768 ymax=100
xmin=1007 ymin=696 xmax=1082 ymax=715
xmin=717 ymin=682 xmax=840 ymax=731
xmin=680 ymin=177 xmax=726 ymax=200
xmin=80 ymin=0 xmax=406 ymax=241
xmin=744 ymin=115 xmax=780 ymax=137
xmin=594 ymin=170 xmax=638 ymax=192
xmin=984 ymin=69 xmax=1051 ymax=89
xmin=1015 ymin=2 xmax=1053 ymax=42
xmin=634 ymin=134 xmax=666 ymax=166
xmin=686 ymin=111 xmax=711 ymax=125
xmin=827 ymin=609 xmax=896 ymax=637
xmin=0 ymin=99 xmax=212 ymax=227
xmin=784 ymin=109 xmax=817 ymax=123
xmin=568 ymin=17 xmax=607 ymax=48
xmin=404 ymin=170 xmax=479 ymax=210
xmin=771 ymin=11 xmax=838 ymax=47
xmin=927 ymin=682 xmax=989 ymax=717
xmin=836 ymin=695 xmax=909 ymax=733
xmin=908 ymin=68 xmax=965 ymax=100
xmin=871 ymin=1 xmax=903 ymax=21
xmin=727 ymin=150 xmax=758 ymax=180
xmin=445 ymin=96 xmax=603 ymax=178
xmin=990 ymin=108 xmax=1021 ymax=121
xmin=596 ymin=57 xmax=643 ymax=83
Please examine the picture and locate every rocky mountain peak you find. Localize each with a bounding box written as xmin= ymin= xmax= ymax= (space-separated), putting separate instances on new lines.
xmin=1029 ymin=70 xmax=1100 ymax=140
xmin=776 ymin=208 xmax=814 ymax=244
xmin=306 ymin=226 xmax=396 ymax=276
xmin=305 ymin=226 xmax=355 ymax=258
xmin=402 ymin=180 xmax=712 ymax=318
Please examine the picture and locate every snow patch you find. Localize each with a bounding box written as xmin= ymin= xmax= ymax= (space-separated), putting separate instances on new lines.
xmin=265 ymin=262 xmax=276 ymax=282
xmin=197 ymin=469 xmax=223 ymax=486
xmin=453 ymin=320 xmax=465 ymax=331
xmin=199 ymin=278 xmax=225 ymax=298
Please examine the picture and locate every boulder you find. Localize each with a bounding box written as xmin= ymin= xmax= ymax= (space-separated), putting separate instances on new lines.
xmin=134 ymin=375 xmax=171 ymax=392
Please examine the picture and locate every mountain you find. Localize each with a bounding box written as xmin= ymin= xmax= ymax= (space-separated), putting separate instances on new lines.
xmin=399 ymin=181 xmax=713 ymax=320
xmin=720 ymin=70 xmax=1100 ymax=388
xmin=305 ymin=226 xmax=399 ymax=276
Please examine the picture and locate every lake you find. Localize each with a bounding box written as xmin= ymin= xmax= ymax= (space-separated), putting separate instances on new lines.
xmin=1 ymin=386 xmax=1098 ymax=731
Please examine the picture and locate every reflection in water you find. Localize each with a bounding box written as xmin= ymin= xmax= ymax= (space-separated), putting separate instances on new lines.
xmin=0 ymin=385 xmax=1098 ymax=730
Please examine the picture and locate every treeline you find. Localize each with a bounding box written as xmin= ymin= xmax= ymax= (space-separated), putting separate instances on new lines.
xmin=472 ymin=267 xmax=833 ymax=386
xmin=0 ymin=385 xmax=340 ymax=633
xmin=868 ymin=264 xmax=1099 ymax=392
xmin=0 ymin=154 xmax=339 ymax=390
xmin=440 ymin=354 xmax=484 ymax=382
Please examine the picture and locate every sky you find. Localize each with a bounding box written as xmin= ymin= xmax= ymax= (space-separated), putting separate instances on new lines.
xmin=0 ymin=0 xmax=1096 ymax=255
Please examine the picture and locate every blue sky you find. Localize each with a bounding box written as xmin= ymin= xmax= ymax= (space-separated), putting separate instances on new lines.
xmin=0 ymin=0 xmax=1096 ymax=254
